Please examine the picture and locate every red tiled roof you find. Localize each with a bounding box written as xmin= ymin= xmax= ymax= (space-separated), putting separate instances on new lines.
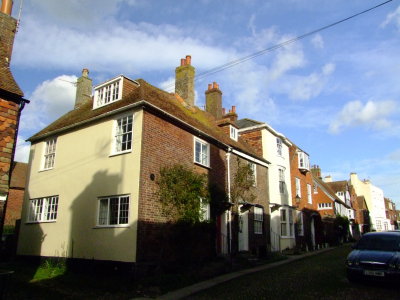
xmin=0 ymin=44 xmax=23 ymax=97
xmin=29 ymin=79 xmax=264 ymax=160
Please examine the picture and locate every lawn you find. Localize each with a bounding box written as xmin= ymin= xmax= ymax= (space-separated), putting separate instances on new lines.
xmin=187 ymin=245 xmax=400 ymax=300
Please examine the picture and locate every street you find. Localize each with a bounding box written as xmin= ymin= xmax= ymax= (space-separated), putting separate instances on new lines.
xmin=186 ymin=245 xmax=400 ymax=300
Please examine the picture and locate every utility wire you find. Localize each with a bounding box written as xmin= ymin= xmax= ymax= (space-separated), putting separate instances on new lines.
xmin=164 ymin=0 xmax=393 ymax=92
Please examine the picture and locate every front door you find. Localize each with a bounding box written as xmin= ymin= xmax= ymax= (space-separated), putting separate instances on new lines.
xmin=238 ymin=206 xmax=249 ymax=251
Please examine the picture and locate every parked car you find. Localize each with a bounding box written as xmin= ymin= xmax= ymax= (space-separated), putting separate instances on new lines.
xmin=346 ymin=231 xmax=400 ymax=282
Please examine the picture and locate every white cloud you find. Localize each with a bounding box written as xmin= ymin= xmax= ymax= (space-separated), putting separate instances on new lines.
xmin=277 ymin=63 xmax=335 ymax=101
xmin=158 ymin=77 xmax=175 ymax=92
xmin=14 ymin=136 xmax=31 ymax=163
xmin=311 ymin=34 xmax=324 ymax=49
xmin=20 ymin=75 xmax=77 ymax=133
xmin=381 ymin=5 xmax=400 ymax=30
xmin=14 ymin=16 xmax=234 ymax=75
xmin=329 ymin=100 xmax=398 ymax=134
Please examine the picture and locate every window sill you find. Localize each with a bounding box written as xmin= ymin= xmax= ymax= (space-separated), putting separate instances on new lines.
xmin=93 ymin=225 xmax=130 ymax=229
xmin=194 ymin=162 xmax=210 ymax=169
xmin=39 ymin=167 xmax=54 ymax=172
xmin=26 ymin=220 xmax=57 ymax=224
xmin=109 ymin=150 xmax=132 ymax=157
xmin=281 ymin=236 xmax=295 ymax=239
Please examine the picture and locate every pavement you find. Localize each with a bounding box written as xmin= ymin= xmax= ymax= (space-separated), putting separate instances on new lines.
xmin=133 ymin=247 xmax=334 ymax=300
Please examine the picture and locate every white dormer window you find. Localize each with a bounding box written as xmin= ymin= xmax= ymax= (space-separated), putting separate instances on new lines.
xmin=93 ymin=76 xmax=123 ymax=109
xmin=230 ymin=125 xmax=238 ymax=141
xmin=298 ymin=151 xmax=310 ymax=171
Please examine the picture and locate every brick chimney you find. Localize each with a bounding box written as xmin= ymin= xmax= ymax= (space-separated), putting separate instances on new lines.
xmin=224 ymin=105 xmax=238 ymax=122
xmin=205 ymin=82 xmax=222 ymax=119
xmin=175 ymin=55 xmax=195 ymax=106
xmin=311 ymin=165 xmax=321 ymax=179
xmin=75 ymin=68 xmax=92 ymax=109
xmin=0 ymin=0 xmax=17 ymax=64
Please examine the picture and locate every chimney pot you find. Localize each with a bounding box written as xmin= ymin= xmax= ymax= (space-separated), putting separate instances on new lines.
xmin=212 ymin=82 xmax=217 ymax=89
xmin=180 ymin=58 xmax=186 ymax=66
xmin=82 ymin=68 xmax=89 ymax=77
xmin=232 ymin=105 xmax=236 ymax=113
xmin=1 ymin=0 xmax=13 ymax=15
xmin=208 ymin=83 xmax=212 ymax=90
xmin=186 ymin=55 xmax=191 ymax=65
xmin=222 ymin=108 xmax=226 ymax=115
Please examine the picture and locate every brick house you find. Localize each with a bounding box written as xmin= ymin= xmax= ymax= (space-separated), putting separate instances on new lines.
xmin=17 ymin=56 xmax=270 ymax=269
xmin=0 ymin=0 xmax=28 ymax=233
xmin=385 ymin=198 xmax=397 ymax=230
xmin=354 ymin=195 xmax=370 ymax=235
xmin=288 ymin=144 xmax=323 ymax=250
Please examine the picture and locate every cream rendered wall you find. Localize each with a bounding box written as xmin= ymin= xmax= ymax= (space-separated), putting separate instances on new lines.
xmin=350 ymin=174 xmax=389 ymax=232
xmin=17 ymin=109 xmax=143 ymax=262
xmin=261 ymin=128 xmax=294 ymax=250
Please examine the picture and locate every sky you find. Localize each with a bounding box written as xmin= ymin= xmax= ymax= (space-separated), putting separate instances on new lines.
xmin=8 ymin=0 xmax=400 ymax=206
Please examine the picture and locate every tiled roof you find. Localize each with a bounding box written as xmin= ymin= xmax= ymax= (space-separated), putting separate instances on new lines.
xmin=326 ymin=180 xmax=347 ymax=193
xmin=29 ymin=79 xmax=264 ymax=160
xmin=236 ymin=118 xmax=264 ymax=129
xmin=357 ymin=196 xmax=367 ymax=210
xmin=312 ymin=173 xmax=347 ymax=206
xmin=0 ymin=43 xmax=23 ymax=97
xmin=10 ymin=162 xmax=28 ymax=189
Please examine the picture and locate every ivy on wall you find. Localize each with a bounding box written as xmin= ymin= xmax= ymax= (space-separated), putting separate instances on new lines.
xmin=157 ymin=164 xmax=210 ymax=224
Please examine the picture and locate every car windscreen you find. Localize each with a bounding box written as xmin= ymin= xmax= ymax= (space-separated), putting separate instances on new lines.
xmin=357 ymin=235 xmax=400 ymax=251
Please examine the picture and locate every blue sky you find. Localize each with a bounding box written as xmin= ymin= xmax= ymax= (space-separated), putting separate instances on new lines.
xmin=9 ymin=0 xmax=400 ymax=206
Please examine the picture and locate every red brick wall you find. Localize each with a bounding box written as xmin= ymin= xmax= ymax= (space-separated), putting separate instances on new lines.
xmin=136 ymin=110 xmax=270 ymax=263
xmin=0 ymin=98 xmax=19 ymax=194
xmin=4 ymin=188 xmax=23 ymax=227
xmin=239 ymin=129 xmax=263 ymax=157
xmin=289 ymin=146 xmax=315 ymax=211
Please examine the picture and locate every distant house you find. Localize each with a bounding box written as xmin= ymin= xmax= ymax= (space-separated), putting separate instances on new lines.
xmin=0 ymin=0 xmax=28 ymax=233
xmin=238 ymin=119 xmax=293 ymax=252
xmin=17 ymin=56 xmax=270 ymax=269
xmin=354 ymin=195 xmax=370 ymax=235
xmin=350 ymin=173 xmax=390 ymax=232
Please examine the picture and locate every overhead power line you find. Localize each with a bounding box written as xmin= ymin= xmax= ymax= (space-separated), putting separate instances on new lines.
xmin=164 ymin=0 xmax=393 ymax=92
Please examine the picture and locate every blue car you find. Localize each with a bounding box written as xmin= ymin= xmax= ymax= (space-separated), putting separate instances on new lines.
xmin=346 ymin=231 xmax=400 ymax=282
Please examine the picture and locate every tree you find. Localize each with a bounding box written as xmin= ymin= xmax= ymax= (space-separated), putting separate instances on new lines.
xmin=230 ymin=158 xmax=256 ymax=210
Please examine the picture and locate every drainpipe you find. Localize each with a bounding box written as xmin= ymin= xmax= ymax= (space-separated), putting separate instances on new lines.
xmin=226 ymin=149 xmax=232 ymax=256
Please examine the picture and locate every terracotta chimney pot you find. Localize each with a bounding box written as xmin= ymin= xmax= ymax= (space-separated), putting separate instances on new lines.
xmin=186 ymin=55 xmax=191 ymax=65
xmin=180 ymin=58 xmax=186 ymax=66
xmin=232 ymin=105 xmax=236 ymax=113
xmin=1 ymin=0 xmax=13 ymax=15
xmin=222 ymin=108 xmax=226 ymax=115
xmin=208 ymin=83 xmax=212 ymax=90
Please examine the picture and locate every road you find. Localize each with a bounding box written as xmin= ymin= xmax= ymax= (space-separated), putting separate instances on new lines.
xmin=185 ymin=245 xmax=400 ymax=300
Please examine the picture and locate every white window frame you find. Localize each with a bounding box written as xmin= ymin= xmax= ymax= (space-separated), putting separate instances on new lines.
xmin=280 ymin=208 xmax=294 ymax=238
xmin=249 ymin=162 xmax=257 ymax=187
xmin=276 ymin=137 xmax=283 ymax=156
xmin=230 ymin=125 xmax=238 ymax=141
xmin=112 ymin=114 xmax=133 ymax=155
xmin=307 ymin=184 xmax=312 ymax=204
xmin=298 ymin=151 xmax=310 ymax=170
xmin=313 ymin=183 xmax=318 ymax=194
xmin=254 ymin=207 xmax=263 ymax=234
xmin=28 ymin=196 xmax=59 ymax=223
xmin=279 ymin=168 xmax=285 ymax=194
xmin=318 ymin=203 xmax=333 ymax=210
xmin=93 ymin=77 xmax=123 ymax=109
xmin=97 ymin=195 xmax=130 ymax=227
xmin=295 ymin=177 xmax=301 ymax=198
xmin=194 ymin=137 xmax=210 ymax=167
xmin=42 ymin=138 xmax=57 ymax=170
xmin=297 ymin=211 xmax=304 ymax=236
xmin=200 ymin=198 xmax=210 ymax=222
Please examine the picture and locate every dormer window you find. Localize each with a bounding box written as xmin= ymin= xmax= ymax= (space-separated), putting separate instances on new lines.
xmin=93 ymin=76 xmax=123 ymax=109
xmin=230 ymin=125 xmax=238 ymax=141
xmin=298 ymin=151 xmax=310 ymax=172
